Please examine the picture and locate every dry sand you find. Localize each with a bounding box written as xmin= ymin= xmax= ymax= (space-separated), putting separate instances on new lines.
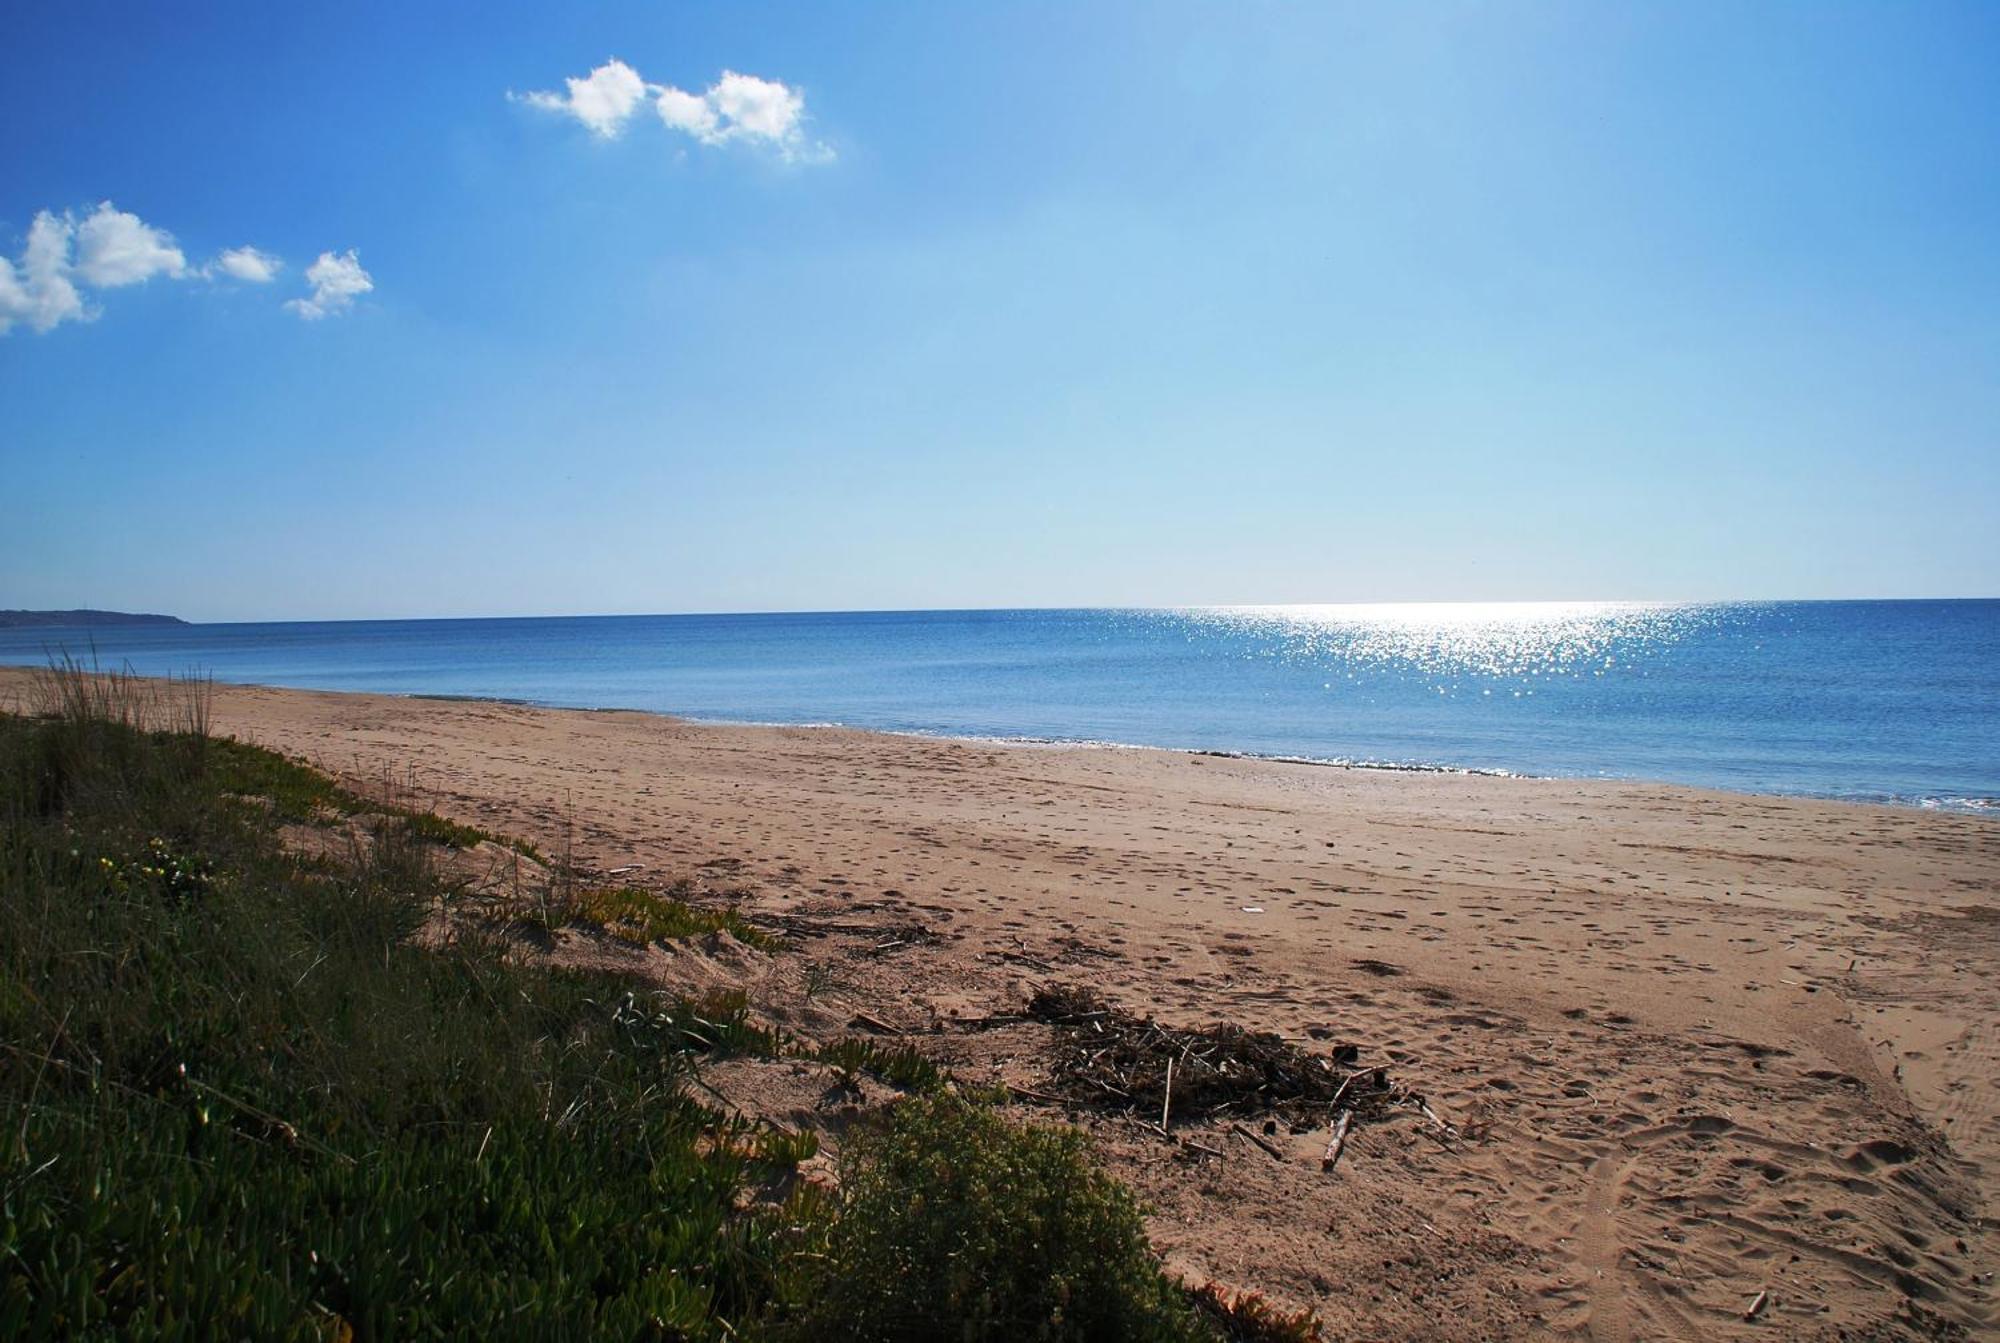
xmin=14 ymin=669 xmax=1994 ymax=1340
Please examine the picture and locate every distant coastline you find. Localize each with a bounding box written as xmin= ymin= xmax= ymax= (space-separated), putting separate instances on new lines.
xmin=0 ymin=610 xmax=188 ymax=630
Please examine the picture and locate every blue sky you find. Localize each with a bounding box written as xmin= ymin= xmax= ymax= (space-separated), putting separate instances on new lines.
xmin=2 ymin=1 xmax=1995 ymax=620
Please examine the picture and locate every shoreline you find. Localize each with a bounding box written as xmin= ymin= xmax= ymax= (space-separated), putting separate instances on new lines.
xmin=370 ymin=686 xmax=2000 ymax=816
xmin=3 ymin=597 xmax=1996 ymax=816
xmin=48 ymin=669 xmax=1984 ymax=817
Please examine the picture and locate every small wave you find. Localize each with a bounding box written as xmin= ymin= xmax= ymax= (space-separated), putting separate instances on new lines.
xmin=1917 ymin=795 xmax=1998 ymax=815
xmin=1184 ymin=748 xmax=1521 ymax=778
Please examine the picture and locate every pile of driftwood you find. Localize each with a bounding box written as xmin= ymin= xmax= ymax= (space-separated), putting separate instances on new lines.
xmin=1027 ymin=985 xmax=1437 ymax=1167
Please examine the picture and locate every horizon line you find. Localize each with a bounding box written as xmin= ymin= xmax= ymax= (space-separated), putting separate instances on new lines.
xmin=10 ymin=594 xmax=2000 ymax=627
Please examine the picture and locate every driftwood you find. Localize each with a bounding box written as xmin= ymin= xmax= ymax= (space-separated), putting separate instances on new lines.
xmin=1744 ymin=1290 xmax=1769 ymax=1321
xmin=946 ymin=1012 xmax=1030 ymax=1030
xmin=1331 ymin=1065 xmax=1384 ymax=1110
xmin=1027 ymin=984 xmax=1397 ymax=1125
xmin=865 ymin=1009 xmax=1033 ymax=1034
xmin=1321 ymin=1109 xmax=1353 ymax=1172
xmin=1006 ymin=1082 xmax=1064 ymax=1104
xmin=1229 ymin=1122 xmax=1286 ymax=1161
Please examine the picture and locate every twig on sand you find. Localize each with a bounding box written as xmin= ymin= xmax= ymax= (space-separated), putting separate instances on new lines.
xmin=948 ymin=1012 xmax=1030 ymax=1030
xmin=1229 ymin=1122 xmax=1286 ymax=1161
xmin=1744 ymin=1290 xmax=1769 ymax=1321
xmin=1006 ymin=1082 xmax=1063 ymax=1104
xmin=1160 ymin=1055 xmax=1176 ymax=1133
xmin=1321 ymin=1109 xmax=1353 ymax=1172
xmin=1329 ymin=1069 xmax=1368 ymax=1112
xmin=1005 ymin=937 xmax=1060 ymax=972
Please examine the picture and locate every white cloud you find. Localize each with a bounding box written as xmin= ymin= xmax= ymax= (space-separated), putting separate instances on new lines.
xmin=0 ymin=211 xmax=90 ymax=334
xmin=0 ymin=201 xmax=303 ymax=335
xmin=706 ymin=71 xmax=806 ymax=145
xmin=285 ymin=249 xmax=373 ymax=321
xmin=522 ymin=59 xmax=827 ymax=160
xmin=653 ymin=84 xmax=719 ymax=141
xmin=214 ymin=245 xmax=282 ymax=283
xmin=520 ymin=58 xmax=649 ymax=138
xmin=73 ymin=201 xmax=186 ymax=287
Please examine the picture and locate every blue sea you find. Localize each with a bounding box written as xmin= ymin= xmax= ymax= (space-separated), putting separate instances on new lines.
xmin=2 ymin=602 xmax=1995 ymax=812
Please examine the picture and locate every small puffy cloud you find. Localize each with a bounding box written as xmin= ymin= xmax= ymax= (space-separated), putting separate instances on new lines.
xmin=285 ymin=249 xmax=372 ymax=321
xmin=0 ymin=201 xmax=301 ymax=335
xmin=653 ymin=84 xmax=719 ymax=140
xmin=0 ymin=211 xmax=89 ymax=334
xmin=73 ymin=201 xmax=186 ymax=287
xmin=522 ymin=59 xmax=826 ymax=160
xmin=520 ymin=58 xmax=649 ymax=138
xmin=214 ymin=245 xmax=282 ymax=283
xmin=706 ymin=71 xmax=805 ymax=145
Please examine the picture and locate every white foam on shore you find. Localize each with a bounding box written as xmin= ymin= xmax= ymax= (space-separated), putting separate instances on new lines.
xmin=1918 ymin=795 xmax=1998 ymax=815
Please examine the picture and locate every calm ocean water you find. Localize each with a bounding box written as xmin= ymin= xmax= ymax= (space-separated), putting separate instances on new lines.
xmin=2 ymin=602 xmax=1995 ymax=811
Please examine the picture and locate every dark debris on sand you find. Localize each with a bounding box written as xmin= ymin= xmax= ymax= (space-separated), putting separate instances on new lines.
xmin=1026 ymin=985 xmax=1419 ymax=1132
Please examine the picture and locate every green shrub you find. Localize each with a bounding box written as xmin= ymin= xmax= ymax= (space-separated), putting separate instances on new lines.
xmin=796 ymin=1094 xmax=1210 ymax=1342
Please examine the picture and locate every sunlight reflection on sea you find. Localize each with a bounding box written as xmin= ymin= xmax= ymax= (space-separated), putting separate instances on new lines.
xmin=1172 ymin=602 xmax=1736 ymax=693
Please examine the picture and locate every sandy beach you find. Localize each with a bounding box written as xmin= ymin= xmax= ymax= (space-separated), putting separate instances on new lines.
xmin=16 ymin=668 xmax=1991 ymax=1340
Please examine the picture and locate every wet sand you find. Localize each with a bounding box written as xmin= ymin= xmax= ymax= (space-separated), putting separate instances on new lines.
xmin=13 ymin=669 xmax=1993 ymax=1340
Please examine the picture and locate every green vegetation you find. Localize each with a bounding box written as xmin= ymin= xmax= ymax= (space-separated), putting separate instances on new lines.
xmin=0 ymin=687 xmax=803 ymax=1337
xmin=572 ymin=881 xmax=775 ymax=949
xmin=0 ymin=670 xmax=1258 ymax=1340
xmin=28 ymin=658 xmax=529 ymax=858
xmin=799 ymin=1095 xmax=1209 ymax=1342
xmin=204 ymin=733 xmax=537 ymax=857
xmin=811 ymin=1036 xmax=946 ymax=1094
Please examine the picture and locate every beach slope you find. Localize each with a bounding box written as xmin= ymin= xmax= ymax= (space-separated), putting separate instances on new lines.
xmin=10 ymin=670 xmax=1991 ymax=1339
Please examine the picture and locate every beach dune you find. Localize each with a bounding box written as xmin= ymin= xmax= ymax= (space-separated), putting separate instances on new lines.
xmin=14 ymin=669 xmax=1990 ymax=1340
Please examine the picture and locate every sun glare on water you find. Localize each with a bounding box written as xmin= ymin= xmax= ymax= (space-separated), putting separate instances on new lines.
xmin=1178 ymin=601 xmax=1727 ymax=689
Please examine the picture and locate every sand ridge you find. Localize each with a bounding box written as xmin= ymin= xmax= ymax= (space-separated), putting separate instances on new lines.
xmin=12 ymin=670 xmax=1992 ymax=1340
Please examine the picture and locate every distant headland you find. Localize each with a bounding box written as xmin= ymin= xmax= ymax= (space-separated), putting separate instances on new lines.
xmin=0 ymin=610 xmax=188 ymax=629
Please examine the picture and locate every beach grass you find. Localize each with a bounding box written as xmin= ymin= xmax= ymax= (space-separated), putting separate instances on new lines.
xmin=0 ymin=667 xmax=1253 ymax=1340
xmin=201 ymin=732 xmax=540 ymax=858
